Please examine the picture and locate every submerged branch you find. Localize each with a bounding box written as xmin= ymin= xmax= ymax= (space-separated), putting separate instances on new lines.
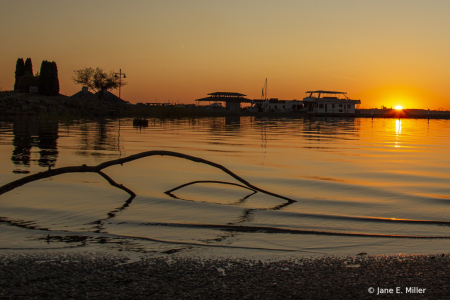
xmin=95 ymin=151 xmax=296 ymax=203
xmin=165 ymin=180 xmax=257 ymax=194
xmin=165 ymin=180 xmax=258 ymax=204
xmin=0 ymin=165 xmax=96 ymax=196
xmin=97 ymin=170 xmax=136 ymax=199
xmin=0 ymin=150 xmax=296 ymax=204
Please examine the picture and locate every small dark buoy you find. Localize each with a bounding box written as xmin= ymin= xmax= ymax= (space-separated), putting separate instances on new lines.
xmin=46 ymin=234 xmax=51 ymax=243
xmin=133 ymin=119 xmax=149 ymax=127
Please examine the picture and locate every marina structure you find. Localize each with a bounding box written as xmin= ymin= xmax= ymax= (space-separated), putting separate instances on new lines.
xmin=195 ymin=92 xmax=252 ymax=112
xmin=249 ymin=98 xmax=303 ymax=113
xmin=195 ymin=90 xmax=361 ymax=115
xmin=302 ymin=90 xmax=361 ymax=114
xmin=249 ymin=90 xmax=360 ymax=115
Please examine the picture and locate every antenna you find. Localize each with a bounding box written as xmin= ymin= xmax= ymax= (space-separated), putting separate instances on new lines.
xmin=265 ymin=78 xmax=268 ymax=101
xmin=260 ymin=78 xmax=268 ymax=100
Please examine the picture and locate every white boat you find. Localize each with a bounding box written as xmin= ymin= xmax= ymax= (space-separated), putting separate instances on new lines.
xmin=250 ymin=98 xmax=303 ymax=113
xmin=249 ymin=78 xmax=304 ymax=113
xmin=302 ymin=90 xmax=361 ymax=114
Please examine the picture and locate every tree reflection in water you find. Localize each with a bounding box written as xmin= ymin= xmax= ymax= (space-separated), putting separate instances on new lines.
xmin=11 ymin=120 xmax=59 ymax=170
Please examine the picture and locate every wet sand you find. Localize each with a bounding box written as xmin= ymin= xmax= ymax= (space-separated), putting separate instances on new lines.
xmin=1 ymin=251 xmax=449 ymax=299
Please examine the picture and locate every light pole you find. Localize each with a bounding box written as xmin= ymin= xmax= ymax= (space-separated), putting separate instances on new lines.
xmin=114 ymin=69 xmax=126 ymax=100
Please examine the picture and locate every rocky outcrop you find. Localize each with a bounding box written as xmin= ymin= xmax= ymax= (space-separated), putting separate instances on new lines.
xmin=0 ymin=91 xmax=132 ymax=118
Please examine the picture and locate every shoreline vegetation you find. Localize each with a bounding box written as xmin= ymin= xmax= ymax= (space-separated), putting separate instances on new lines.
xmin=1 ymin=91 xmax=450 ymax=121
xmin=0 ymin=251 xmax=448 ymax=299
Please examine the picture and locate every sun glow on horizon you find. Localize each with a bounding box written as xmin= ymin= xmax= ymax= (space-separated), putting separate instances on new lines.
xmin=395 ymin=105 xmax=403 ymax=110
xmin=2 ymin=2 xmax=450 ymax=108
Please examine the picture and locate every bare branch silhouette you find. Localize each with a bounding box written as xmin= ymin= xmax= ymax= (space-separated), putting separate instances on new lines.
xmin=0 ymin=150 xmax=296 ymax=204
xmin=165 ymin=180 xmax=258 ymax=205
xmin=165 ymin=180 xmax=257 ymax=194
xmin=97 ymin=170 xmax=136 ymax=198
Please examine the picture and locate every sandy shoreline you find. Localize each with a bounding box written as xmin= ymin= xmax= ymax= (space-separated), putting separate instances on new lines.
xmin=1 ymin=251 xmax=449 ymax=299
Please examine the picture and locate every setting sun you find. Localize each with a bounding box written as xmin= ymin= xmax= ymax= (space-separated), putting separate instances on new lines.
xmin=395 ymin=106 xmax=403 ymax=110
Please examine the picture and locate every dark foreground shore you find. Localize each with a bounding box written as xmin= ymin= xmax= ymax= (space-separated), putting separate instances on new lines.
xmin=1 ymin=252 xmax=449 ymax=299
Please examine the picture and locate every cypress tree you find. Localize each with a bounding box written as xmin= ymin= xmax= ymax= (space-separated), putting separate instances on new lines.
xmin=38 ymin=60 xmax=50 ymax=95
xmin=50 ymin=61 xmax=60 ymax=96
xmin=14 ymin=58 xmax=25 ymax=91
xmin=24 ymin=58 xmax=33 ymax=76
xmin=38 ymin=60 xmax=60 ymax=96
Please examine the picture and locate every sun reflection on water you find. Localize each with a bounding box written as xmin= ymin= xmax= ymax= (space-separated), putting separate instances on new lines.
xmin=395 ymin=119 xmax=402 ymax=147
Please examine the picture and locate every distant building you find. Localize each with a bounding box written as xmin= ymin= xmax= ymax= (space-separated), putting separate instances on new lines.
xmin=71 ymin=86 xmax=96 ymax=100
xmin=71 ymin=87 xmax=126 ymax=103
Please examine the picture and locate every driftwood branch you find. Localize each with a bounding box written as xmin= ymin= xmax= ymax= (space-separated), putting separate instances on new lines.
xmin=0 ymin=150 xmax=296 ymax=204
xmin=165 ymin=180 xmax=257 ymax=194
xmin=97 ymin=170 xmax=136 ymax=199
xmin=165 ymin=180 xmax=257 ymax=204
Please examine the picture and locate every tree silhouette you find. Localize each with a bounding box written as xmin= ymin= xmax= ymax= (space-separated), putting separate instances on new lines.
xmin=38 ymin=60 xmax=59 ymax=96
xmin=73 ymin=67 xmax=126 ymax=100
xmin=24 ymin=58 xmax=33 ymax=76
xmin=14 ymin=58 xmax=25 ymax=91
xmin=49 ymin=61 xmax=60 ymax=95
xmin=16 ymin=72 xmax=38 ymax=93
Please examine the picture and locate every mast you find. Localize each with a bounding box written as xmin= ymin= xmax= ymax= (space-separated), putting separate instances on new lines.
xmin=265 ymin=78 xmax=268 ymax=101
xmin=261 ymin=78 xmax=268 ymax=100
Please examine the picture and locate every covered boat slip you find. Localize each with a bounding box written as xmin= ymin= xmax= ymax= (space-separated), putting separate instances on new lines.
xmin=195 ymin=92 xmax=252 ymax=112
xmin=302 ymin=90 xmax=361 ymax=114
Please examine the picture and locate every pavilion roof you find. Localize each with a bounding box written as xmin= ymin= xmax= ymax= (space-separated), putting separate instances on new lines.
xmin=306 ymin=90 xmax=347 ymax=94
xmin=196 ymin=92 xmax=251 ymax=103
xmin=207 ymin=92 xmax=247 ymax=97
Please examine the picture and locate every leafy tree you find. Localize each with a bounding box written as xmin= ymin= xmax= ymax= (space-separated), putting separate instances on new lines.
xmin=73 ymin=67 xmax=126 ymax=100
xmin=72 ymin=67 xmax=94 ymax=88
xmin=24 ymin=58 xmax=33 ymax=76
xmin=14 ymin=58 xmax=25 ymax=91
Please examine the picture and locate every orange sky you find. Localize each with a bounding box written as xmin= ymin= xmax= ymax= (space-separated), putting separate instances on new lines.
xmin=1 ymin=1 xmax=450 ymax=109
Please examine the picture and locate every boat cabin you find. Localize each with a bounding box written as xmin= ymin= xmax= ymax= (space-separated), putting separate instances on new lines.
xmin=302 ymin=91 xmax=361 ymax=114
xmin=250 ymin=98 xmax=303 ymax=113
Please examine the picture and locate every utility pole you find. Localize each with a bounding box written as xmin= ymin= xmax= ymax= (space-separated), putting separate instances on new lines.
xmin=114 ymin=69 xmax=126 ymax=100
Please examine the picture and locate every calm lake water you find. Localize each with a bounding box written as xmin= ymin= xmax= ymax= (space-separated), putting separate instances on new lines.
xmin=2 ymin=116 xmax=450 ymax=258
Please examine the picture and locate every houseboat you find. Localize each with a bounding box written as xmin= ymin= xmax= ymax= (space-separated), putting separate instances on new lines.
xmin=250 ymin=98 xmax=303 ymax=113
xmin=302 ymin=90 xmax=361 ymax=115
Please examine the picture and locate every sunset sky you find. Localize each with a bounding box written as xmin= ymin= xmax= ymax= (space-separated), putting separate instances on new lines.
xmin=1 ymin=0 xmax=450 ymax=109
